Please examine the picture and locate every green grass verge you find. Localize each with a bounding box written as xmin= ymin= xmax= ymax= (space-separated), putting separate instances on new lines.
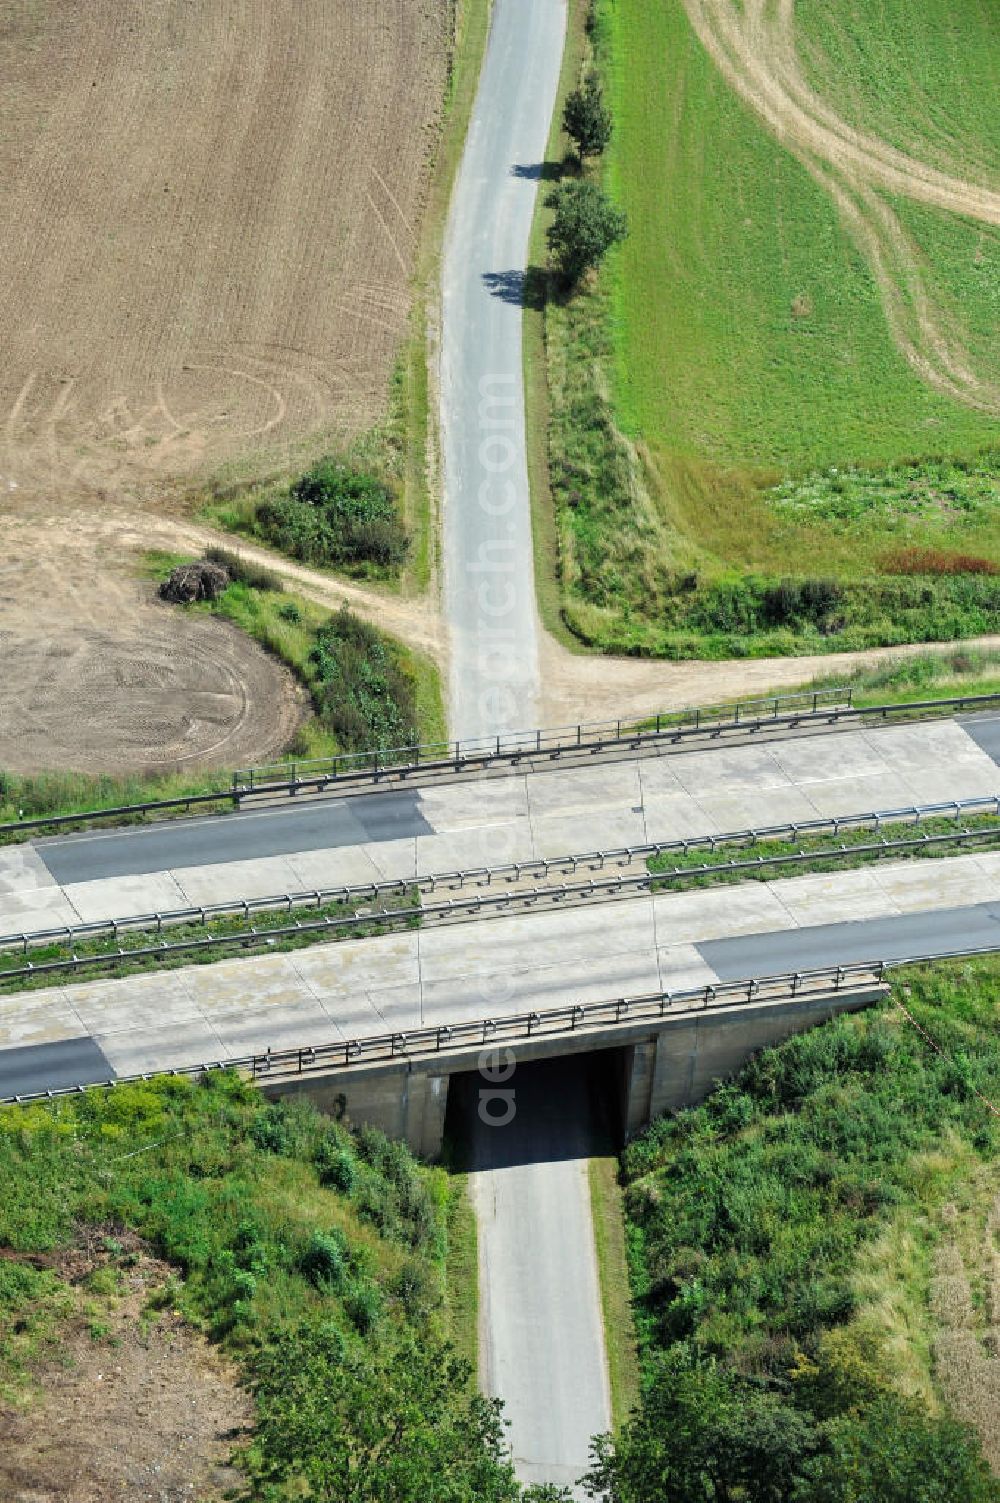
xmin=442 ymin=1174 xmax=479 ymax=1379
xmin=0 ymin=1075 xmax=527 ymax=1498
xmin=782 ymin=645 xmax=1000 ymax=711
xmin=599 ymin=957 xmax=1000 ymax=1501
xmin=588 ymin=1154 xmax=641 ymax=1430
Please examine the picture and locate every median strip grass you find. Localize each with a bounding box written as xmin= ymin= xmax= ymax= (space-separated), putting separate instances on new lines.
xmin=0 ymin=891 xmax=420 ymax=997
xmin=647 ymin=812 xmax=1000 ymax=890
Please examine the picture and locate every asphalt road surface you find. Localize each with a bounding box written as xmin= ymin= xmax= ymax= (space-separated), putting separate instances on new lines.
xmin=440 ymin=0 xmax=567 ymax=740
xmin=463 ymin=1056 xmax=613 ymax=1497
xmin=37 ymin=792 xmax=432 ymax=885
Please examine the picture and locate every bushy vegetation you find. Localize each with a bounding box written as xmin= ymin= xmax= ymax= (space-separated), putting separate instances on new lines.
xmin=248 ymin=458 xmax=409 ymax=576
xmin=0 ymin=1075 xmax=526 ymax=1501
xmin=546 ymin=180 xmax=627 ymax=287
xmin=803 ymin=644 xmax=1000 ymax=708
xmin=309 ymin=607 xmax=419 ymax=751
xmin=203 ymin=546 xmax=285 ymax=593
xmin=597 ymin=960 xmax=1000 ymax=1502
xmin=563 ymin=74 xmax=613 ymax=160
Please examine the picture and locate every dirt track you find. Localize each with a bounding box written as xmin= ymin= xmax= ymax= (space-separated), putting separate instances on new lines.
xmin=682 ymin=0 xmax=1000 ymax=415
xmin=0 ymin=0 xmax=447 ymax=772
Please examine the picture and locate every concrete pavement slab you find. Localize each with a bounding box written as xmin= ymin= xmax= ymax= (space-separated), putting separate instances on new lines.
xmin=641 ymin=795 xmax=723 ymax=841
xmin=0 ymin=845 xmax=58 ymax=895
xmin=415 ymin=823 xmax=536 ymax=876
xmin=285 ymin=845 xmax=384 ymax=891
xmin=773 ymin=731 xmax=889 ymax=783
xmin=193 ymin=953 xmax=320 ymax=1015
xmin=417 ymin=778 xmax=530 ymax=831
xmin=530 ymin=810 xmax=647 ymax=860
xmin=290 ymin=932 xmax=421 ymax=994
xmin=419 ymin=946 xmax=662 ymax=1019
xmin=0 ymin=891 xmax=83 ymax=937
xmin=69 ymin=973 xmax=202 ymax=1033
xmin=765 ymin=868 xmax=902 ymax=926
xmin=63 ymin=870 xmax=189 ymax=923
xmin=800 ymin=773 xmax=918 ymax=818
xmin=669 ymin=744 xmax=793 ymax=795
xmin=416 ymin=900 xmax=657 ymax=983
xmin=172 ymin=856 xmax=305 ymax=905
xmin=959 ymin=714 xmax=1000 ymax=766
xmin=637 ymin=760 xmax=694 ymax=799
xmin=897 ymin=766 xmax=1000 ymax=803
xmin=0 ymin=996 xmax=89 ymax=1047
xmin=654 ymin=944 xmax=721 ymax=992
xmin=864 ymin=721 xmax=992 ymax=772
xmin=873 ymin=856 xmax=997 ymax=910
xmin=359 ymin=982 xmax=426 ymax=1033
xmin=97 ymin=1020 xmax=229 ymax=1075
xmin=361 ymin=837 xmax=418 ymax=881
xmin=212 ymin=1003 xmax=339 ymax=1057
xmin=653 ymin=884 xmax=796 ymax=944
xmin=525 ymin=762 xmax=642 ymax=817
xmin=691 ymin=786 xmax=822 ymax=833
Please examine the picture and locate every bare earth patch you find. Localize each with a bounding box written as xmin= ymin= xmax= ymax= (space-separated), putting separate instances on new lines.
xmin=0 ymin=1237 xmax=251 ymax=1503
xmin=0 ymin=0 xmax=447 ymax=772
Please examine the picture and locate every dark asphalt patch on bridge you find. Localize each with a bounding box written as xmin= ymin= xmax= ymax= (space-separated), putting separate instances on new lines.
xmin=36 ymin=789 xmax=435 ymax=885
xmin=698 ymin=901 xmax=1000 ymax=981
xmin=0 ymin=1036 xmax=115 ymax=1099
xmin=959 ymin=713 xmax=1000 ymax=768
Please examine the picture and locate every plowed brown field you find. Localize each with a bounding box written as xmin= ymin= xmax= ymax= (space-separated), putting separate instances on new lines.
xmin=0 ymin=0 xmax=448 ymax=772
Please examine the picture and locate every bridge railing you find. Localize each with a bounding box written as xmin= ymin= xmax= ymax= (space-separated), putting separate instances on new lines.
xmin=2 ymin=687 xmax=996 ymax=842
xmin=6 ymin=948 xmax=996 ymax=1105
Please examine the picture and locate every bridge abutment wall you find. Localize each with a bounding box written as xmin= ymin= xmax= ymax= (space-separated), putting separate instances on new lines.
xmin=257 ymin=984 xmax=888 ymax=1155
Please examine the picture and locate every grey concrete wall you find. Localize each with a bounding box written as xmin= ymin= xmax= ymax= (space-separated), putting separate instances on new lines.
xmin=256 ymin=983 xmax=888 ymax=1153
xmin=261 ymin=1061 xmax=451 ymax=1159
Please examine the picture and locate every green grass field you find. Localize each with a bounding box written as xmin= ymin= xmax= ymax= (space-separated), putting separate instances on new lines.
xmin=536 ymin=0 xmax=1000 ymax=659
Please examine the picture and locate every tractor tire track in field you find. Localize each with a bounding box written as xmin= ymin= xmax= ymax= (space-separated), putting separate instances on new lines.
xmin=682 ymin=0 xmax=1000 ymax=415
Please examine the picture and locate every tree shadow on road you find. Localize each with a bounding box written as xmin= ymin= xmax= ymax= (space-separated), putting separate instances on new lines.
xmin=482 ymin=266 xmax=550 ymax=311
xmin=511 ymin=160 xmax=563 ymax=182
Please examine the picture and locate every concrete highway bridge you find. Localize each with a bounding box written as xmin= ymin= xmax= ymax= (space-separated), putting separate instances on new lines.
xmin=1 ymin=697 xmax=998 ymax=1495
xmin=1 ymin=702 xmax=997 ymax=1114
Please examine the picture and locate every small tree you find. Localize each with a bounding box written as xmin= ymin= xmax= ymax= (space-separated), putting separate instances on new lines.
xmin=545 ymin=180 xmax=627 ymax=286
xmin=563 ymin=74 xmax=612 ymax=158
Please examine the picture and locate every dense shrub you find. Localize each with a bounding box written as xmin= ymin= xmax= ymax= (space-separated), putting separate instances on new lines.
xmin=604 ymin=963 xmax=1000 ymax=1503
xmin=254 ymin=459 xmax=409 ymax=573
xmin=309 ymin=606 xmax=418 ymax=751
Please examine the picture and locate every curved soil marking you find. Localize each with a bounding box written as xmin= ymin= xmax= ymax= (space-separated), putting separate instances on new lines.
xmin=682 ymin=0 xmax=1000 ymax=413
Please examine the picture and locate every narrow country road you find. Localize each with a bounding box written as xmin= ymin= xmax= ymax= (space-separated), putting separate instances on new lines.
xmin=440 ymin=0 xmax=567 ymax=743
xmin=464 ymin=1058 xmax=613 ymax=1498
xmin=438 ymin=1 xmax=612 ymax=1489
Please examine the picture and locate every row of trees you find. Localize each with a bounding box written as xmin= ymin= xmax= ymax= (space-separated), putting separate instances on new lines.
xmin=545 ymin=74 xmax=626 ymax=286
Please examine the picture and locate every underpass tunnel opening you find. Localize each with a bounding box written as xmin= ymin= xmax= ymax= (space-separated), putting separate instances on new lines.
xmin=443 ymin=1046 xmax=630 ymax=1171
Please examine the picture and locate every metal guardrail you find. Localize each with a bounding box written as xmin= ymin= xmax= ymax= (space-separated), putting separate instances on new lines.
xmin=2 ymin=797 xmax=997 ymax=984
xmin=7 ymin=948 xmax=997 ymax=1105
xmin=1 ymin=686 xmax=852 ymax=838
xmin=7 ymin=683 xmax=998 ymax=845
